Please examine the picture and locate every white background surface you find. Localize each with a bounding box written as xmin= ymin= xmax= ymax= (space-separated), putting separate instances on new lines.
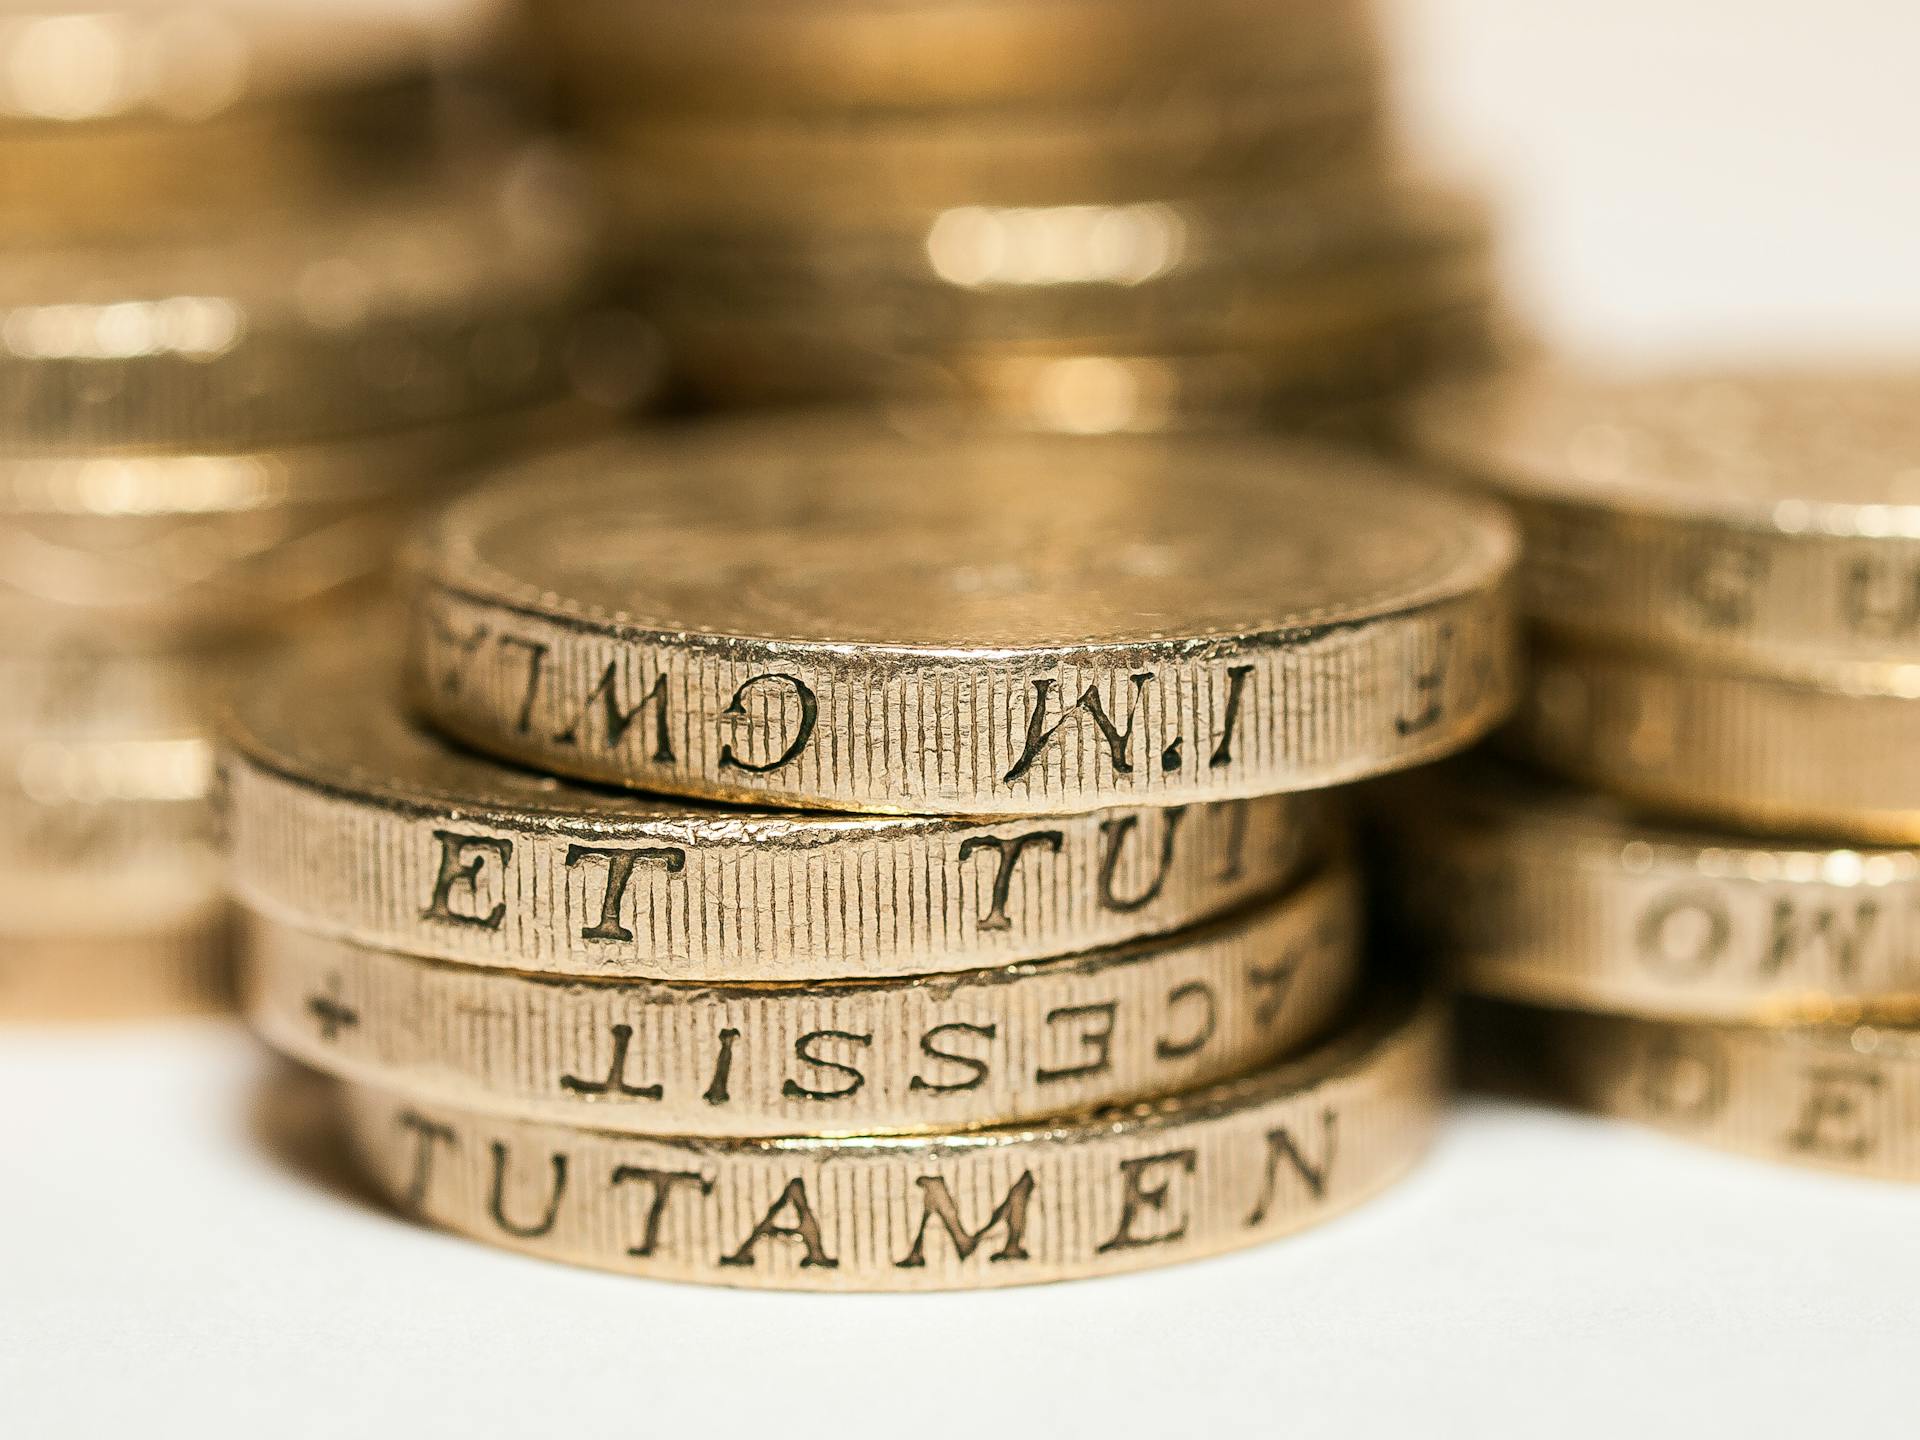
xmin=1388 ymin=0 xmax=1920 ymax=360
xmin=9 ymin=4 xmax=1920 ymax=1437
xmin=9 ymin=1027 xmax=1920 ymax=1438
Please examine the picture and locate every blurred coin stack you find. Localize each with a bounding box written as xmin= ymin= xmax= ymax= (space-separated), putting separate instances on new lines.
xmin=224 ymin=419 xmax=1519 ymax=1288
xmin=0 ymin=0 xmax=652 ymax=1018
xmin=530 ymin=0 xmax=1499 ymax=435
xmin=1379 ymin=366 xmax=1920 ymax=1182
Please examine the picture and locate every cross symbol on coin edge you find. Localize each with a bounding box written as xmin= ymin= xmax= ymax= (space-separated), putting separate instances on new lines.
xmin=306 ymin=978 xmax=359 ymax=1042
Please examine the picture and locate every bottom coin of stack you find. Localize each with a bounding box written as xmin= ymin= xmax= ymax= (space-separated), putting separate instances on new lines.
xmin=336 ymin=988 xmax=1439 ymax=1290
xmin=1389 ymin=364 xmax=1920 ymax=1182
xmin=222 ymin=643 xmax=1443 ymax=1288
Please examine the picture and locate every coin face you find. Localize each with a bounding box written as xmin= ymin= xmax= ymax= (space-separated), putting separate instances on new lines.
xmin=409 ymin=420 xmax=1519 ymax=811
xmin=1415 ymin=367 xmax=1920 ymax=667
xmin=435 ymin=427 xmax=1503 ymax=649
xmin=1419 ymin=368 xmax=1920 ymax=513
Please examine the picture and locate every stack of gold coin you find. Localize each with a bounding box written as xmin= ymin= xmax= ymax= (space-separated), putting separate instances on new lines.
xmin=1380 ymin=365 xmax=1920 ymax=1182
xmin=528 ymin=0 xmax=1500 ymax=434
xmin=0 ymin=1 xmax=659 ymax=1018
xmin=224 ymin=418 xmax=1520 ymax=1287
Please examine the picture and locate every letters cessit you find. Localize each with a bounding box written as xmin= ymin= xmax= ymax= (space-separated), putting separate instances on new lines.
xmin=541 ymin=948 xmax=1306 ymax=1107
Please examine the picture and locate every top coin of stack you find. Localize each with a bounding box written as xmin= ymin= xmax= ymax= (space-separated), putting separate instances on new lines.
xmin=229 ymin=417 xmax=1520 ymax=1288
xmin=405 ymin=421 xmax=1520 ymax=812
xmin=531 ymin=0 xmax=1500 ymax=432
xmin=0 ymin=0 xmax=651 ymax=1018
xmin=1378 ymin=365 xmax=1920 ymax=1184
xmin=1417 ymin=367 xmax=1920 ymax=837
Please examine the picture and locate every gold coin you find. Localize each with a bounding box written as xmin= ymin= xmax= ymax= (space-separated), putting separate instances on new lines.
xmin=944 ymin=223 xmax=1492 ymax=358
xmin=0 ymin=645 xmax=225 ymax=940
xmin=1470 ymin=1000 xmax=1920 ymax=1183
xmin=0 ymin=497 xmax=414 ymax=646
xmin=243 ymin=863 xmax=1359 ymax=1137
xmin=632 ymin=187 xmax=1496 ymax=407
xmin=633 ymin=183 xmax=1486 ymax=321
xmin=0 ymin=2 xmax=490 ymax=241
xmin=655 ymin=282 xmax=1497 ymax=428
xmin=0 ymin=156 xmax=603 ymax=451
xmin=593 ymin=83 xmax=1385 ymax=242
xmin=0 ymin=3 xmax=434 ymax=125
xmin=1413 ymin=367 xmax=1920 ymax=670
xmin=542 ymin=0 xmax=1380 ymax=114
xmin=927 ymin=253 xmax=1496 ymax=420
xmin=942 ymin=350 xmax=1385 ymax=439
xmin=946 ymin=298 xmax=1499 ymax=438
xmin=0 ymin=920 xmax=231 ymax=1020
xmin=0 ymin=647 xmax=256 ymax=1017
xmin=1376 ymin=758 xmax=1920 ymax=1022
xmin=1513 ymin=635 xmax=1920 ymax=842
xmin=0 ymin=737 xmax=219 ymax=929
xmin=407 ymin=420 xmax=1520 ymax=814
xmin=0 ymin=400 xmax=633 ymax=645
xmin=2 ymin=425 xmax=464 ymax=517
xmin=0 ymin=643 xmax=218 ymax=740
xmin=224 ymin=640 xmax=1326 ymax=980
xmin=337 ymin=984 xmax=1440 ymax=1290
